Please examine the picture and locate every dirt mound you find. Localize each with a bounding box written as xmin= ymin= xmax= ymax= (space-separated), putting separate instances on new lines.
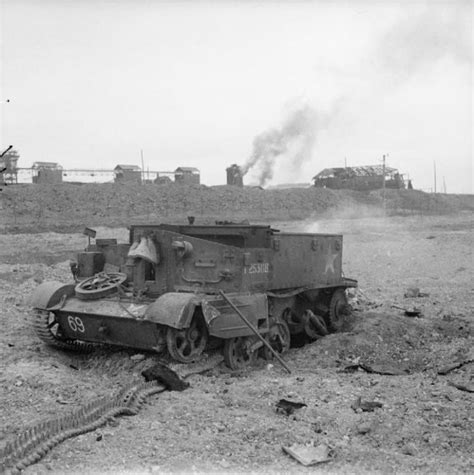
xmin=296 ymin=311 xmax=472 ymax=373
xmin=1 ymin=183 xmax=472 ymax=233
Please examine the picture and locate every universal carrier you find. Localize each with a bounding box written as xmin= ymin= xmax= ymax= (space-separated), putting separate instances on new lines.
xmin=31 ymin=222 xmax=357 ymax=369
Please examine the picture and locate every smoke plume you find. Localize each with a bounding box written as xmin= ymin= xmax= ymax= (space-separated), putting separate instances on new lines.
xmin=375 ymin=8 xmax=471 ymax=80
xmin=242 ymin=105 xmax=322 ymax=187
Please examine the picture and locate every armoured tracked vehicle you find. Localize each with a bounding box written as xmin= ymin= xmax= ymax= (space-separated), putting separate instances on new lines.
xmin=31 ymin=222 xmax=357 ymax=369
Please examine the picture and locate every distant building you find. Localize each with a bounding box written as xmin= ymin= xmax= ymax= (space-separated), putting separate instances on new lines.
xmin=32 ymin=161 xmax=63 ymax=184
xmin=114 ymin=164 xmax=142 ymax=184
xmin=174 ymin=167 xmax=200 ymax=185
xmin=226 ymin=164 xmax=243 ymax=187
xmin=0 ymin=149 xmax=19 ymax=185
xmin=313 ymin=165 xmax=405 ymax=191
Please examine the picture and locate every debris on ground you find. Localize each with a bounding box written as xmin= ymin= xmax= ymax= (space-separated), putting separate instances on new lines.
xmin=343 ymin=362 xmax=408 ymax=375
xmin=447 ymin=381 xmax=474 ymax=393
xmin=356 ymin=422 xmax=373 ymax=435
xmin=275 ymin=398 xmax=307 ymax=416
xmin=404 ymin=287 xmax=430 ymax=298
xmin=437 ymin=357 xmax=474 ymax=375
xmin=346 ymin=288 xmax=380 ymax=309
xmin=351 ymin=396 xmax=383 ymax=412
xmin=142 ymin=362 xmax=190 ymax=391
xmin=404 ymin=287 xmax=420 ymax=298
xmin=401 ymin=443 xmax=417 ymax=456
xmin=391 ymin=304 xmax=422 ymax=317
xmin=282 ymin=442 xmax=332 ymax=466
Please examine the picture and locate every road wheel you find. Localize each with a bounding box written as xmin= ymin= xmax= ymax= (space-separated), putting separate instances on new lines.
xmin=284 ymin=308 xmax=305 ymax=334
xmin=263 ymin=320 xmax=291 ymax=360
xmin=166 ymin=314 xmax=208 ymax=363
xmin=327 ymin=288 xmax=349 ymax=332
xmin=224 ymin=336 xmax=260 ymax=370
xmin=303 ymin=309 xmax=328 ymax=339
xmin=33 ymin=309 xmax=92 ymax=352
xmin=75 ymin=272 xmax=127 ymax=300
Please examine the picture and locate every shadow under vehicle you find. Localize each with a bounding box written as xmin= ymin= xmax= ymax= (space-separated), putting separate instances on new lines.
xmin=31 ymin=221 xmax=357 ymax=369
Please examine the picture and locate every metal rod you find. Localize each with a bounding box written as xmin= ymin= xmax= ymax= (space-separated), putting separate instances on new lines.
xmin=218 ymin=290 xmax=291 ymax=374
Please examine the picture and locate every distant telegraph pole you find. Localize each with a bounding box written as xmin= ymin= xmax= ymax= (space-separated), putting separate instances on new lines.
xmin=382 ymin=154 xmax=387 ymax=212
xmin=140 ymin=149 xmax=145 ymax=184
xmin=433 ymin=160 xmax=437 ymax=193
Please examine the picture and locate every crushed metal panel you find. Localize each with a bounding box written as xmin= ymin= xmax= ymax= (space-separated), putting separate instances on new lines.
xmin=202 ymin=293 xmax=268 ymax=338
xmin=282 ymin=443 xmax=333 ymax=466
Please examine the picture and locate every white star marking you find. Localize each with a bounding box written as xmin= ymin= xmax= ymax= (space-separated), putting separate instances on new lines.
xmin=324 ymin=253 xmax=338 ymax=274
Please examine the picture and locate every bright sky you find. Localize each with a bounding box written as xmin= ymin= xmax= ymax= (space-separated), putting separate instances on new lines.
xmin=1 ymin=0 xmax=472 ymax=192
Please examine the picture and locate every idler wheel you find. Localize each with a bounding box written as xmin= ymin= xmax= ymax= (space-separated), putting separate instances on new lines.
xmin=75 ymin=272 xmax=127 ymax=300
xmin=224 ymin=336 xmax=260 ymax=370
xmin=166 ymin=314 xmax=208 ymax=363
xmin=263 ymin=320 xmax=291 ymax=360
xmin=33 ymin=309 xmax=92 ymax=352
xmin=327 ymin=288 xmax=350 ymax=332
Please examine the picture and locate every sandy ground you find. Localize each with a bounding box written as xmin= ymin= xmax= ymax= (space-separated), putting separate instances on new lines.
xmin=0 ymin=212 xmax=473 ymax=474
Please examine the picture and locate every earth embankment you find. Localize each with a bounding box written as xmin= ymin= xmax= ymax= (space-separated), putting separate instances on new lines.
xmin=1 ymin=183 xmax=473 ymax=233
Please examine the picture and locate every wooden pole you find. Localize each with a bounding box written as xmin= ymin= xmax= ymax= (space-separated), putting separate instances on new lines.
xmin=382 ymin=154 xmax=386 ymax=212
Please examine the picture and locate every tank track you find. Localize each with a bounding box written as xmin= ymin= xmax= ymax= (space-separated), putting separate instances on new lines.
xmin=0 ymin=381 xmax=165 ymax=474
xmin=0 ymin=355 xmax=223 ymax=473
xmin=33 ymin=309 xmax=93 ymax=352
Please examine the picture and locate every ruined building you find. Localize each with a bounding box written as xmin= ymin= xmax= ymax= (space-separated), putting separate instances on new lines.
xmin=226 ymin=164 xmax=244 ymax=187
xmin=313 ymin=165 xmax=406 ymax=191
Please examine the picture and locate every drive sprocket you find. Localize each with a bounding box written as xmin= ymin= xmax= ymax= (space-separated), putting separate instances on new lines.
xmin=327 ymin=288 xmax=350 ymax=332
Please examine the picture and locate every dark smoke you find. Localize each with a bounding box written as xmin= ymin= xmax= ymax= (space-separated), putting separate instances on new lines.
xmin=242 ymin=105 xmax=322 ymax=187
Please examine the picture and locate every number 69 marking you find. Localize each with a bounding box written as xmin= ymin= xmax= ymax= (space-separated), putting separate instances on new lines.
xmin=67 ymin=316 xmax=85 ymax=333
